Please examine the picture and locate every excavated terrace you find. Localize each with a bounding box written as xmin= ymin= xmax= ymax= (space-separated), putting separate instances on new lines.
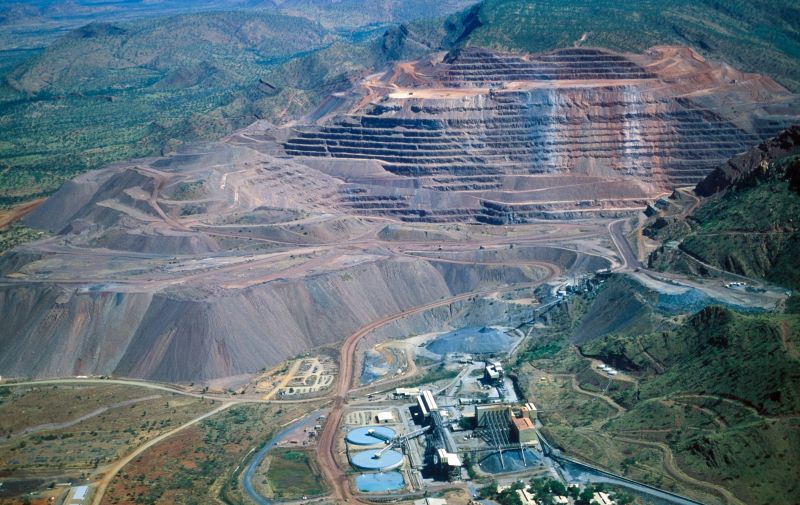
xmin=273 ymin=46 xmax=799 ymax=222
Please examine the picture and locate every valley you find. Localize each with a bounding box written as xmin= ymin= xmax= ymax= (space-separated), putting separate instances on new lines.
xmin=0 ymin=2 xmax=798 ymax=505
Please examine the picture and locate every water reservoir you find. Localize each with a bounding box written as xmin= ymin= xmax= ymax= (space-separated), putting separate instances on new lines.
xmin=479 ymin=448 xmax=541 ymax=473
xmin=350 ymin=449 xmax=404 ymax=471
xmin=355 ymin=472 xmax=405 ymax=492
xmin=346 ymin=426 xmax=396 ymax=446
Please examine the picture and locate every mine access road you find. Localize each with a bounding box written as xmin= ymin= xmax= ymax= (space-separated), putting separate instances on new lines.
xmin=315 ymin=276 xmax=561 ymax=504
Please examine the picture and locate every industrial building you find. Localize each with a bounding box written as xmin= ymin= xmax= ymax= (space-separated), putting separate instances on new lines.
xmin=345 ymin=377 xmax=546 ymax=493
xmin=376 ymin=411 xmax=395 ymax=423
xmin=417 ymin=389 xmax=438 ymax=417
xmin=510 ymin=416 xmax=537 ymax=444
xmin=593 ymin=491 xmax=617 ymax=505
xmin=395 ymin=387 xmax=421 ymax=398
xmin=484 ymin=361 xmax=504 ymax=383
xmin=475 ymin=404 xmax=508 ymax=426
xmin=65 ymin=486 xmax=90 ymax=505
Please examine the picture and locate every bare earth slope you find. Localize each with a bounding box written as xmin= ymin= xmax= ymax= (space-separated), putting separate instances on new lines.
xmin=0 ymin=138 xmax=606 ymax=382
xmin=1 ymin=45 xmax=797 ymax=383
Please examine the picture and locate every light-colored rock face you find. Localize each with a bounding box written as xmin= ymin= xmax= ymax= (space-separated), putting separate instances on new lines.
xmin=1 ymin=46 xmax=797 ymax=382
xmin=277 ymin=46 xmax=799 ymax=222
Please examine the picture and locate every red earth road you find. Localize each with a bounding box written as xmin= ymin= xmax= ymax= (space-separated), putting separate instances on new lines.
xmin=315 ymin=272 xmax=560 ymax=503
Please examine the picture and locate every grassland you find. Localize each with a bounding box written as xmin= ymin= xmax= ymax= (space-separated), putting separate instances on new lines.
xmin=0 ymin=383 xmax=215 ymax=499
xmin=254 ymin=449 xmax=327 ymax=500
xmin=100 ymin=402 xmax=313 ymax=505
xmin=515 ymin=279 xmax=800 ymax=505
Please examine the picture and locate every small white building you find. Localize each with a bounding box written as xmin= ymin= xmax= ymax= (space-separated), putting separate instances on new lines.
xmin=376 ymin=411 xmax=394 ymax=423
xmin=66 ymin=485 xmax=90 ymax=505
xmin=414 ymin=498 xmax=448 ymax=505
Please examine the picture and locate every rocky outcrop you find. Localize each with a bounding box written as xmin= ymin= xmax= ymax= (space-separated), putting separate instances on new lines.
xmin=695 ymin=125 xmax=800 ymax=196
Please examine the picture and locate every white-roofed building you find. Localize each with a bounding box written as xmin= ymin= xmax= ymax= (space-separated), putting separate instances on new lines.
xmin=66 ymin=485 xmax=90 ymax=505
xmin=376 ymin=411 xmax=394 ymax=423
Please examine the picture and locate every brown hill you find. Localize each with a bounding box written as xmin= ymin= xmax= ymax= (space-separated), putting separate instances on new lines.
xmin=1 ymin=45 xmax=798 ymax=382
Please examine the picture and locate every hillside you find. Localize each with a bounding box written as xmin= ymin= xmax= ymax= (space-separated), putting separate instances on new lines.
xmin=0 ymin=10 xmax=332 ymax=205
xmin=0 ymin=9 xmax=445 ymax=206
xmin=3 ymin=0 xmax=800 ymax=209
xmin=580 ymin=306 xmax=800 ymax=505
xmin=443 ymin=0 xmax=800 ymax=92
xmin=6 ymin=12 xmax=332 ymax=95
xmin=516 ymin=274 xmax=799 ymax=504
xmin=583 ymin=306 xmax=800 ymax=414
xmin=276 ymin=0 xmax=476 ymax=29
xmin=647 ymin=127 xmax=800 ymax=289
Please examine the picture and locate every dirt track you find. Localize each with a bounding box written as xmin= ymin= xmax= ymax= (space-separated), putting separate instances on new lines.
xmin=0 ymin=198 xmax=44 ymax=229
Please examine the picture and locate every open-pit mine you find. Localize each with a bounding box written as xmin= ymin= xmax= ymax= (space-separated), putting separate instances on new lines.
xmin=0 ymin=45 xmax=797 ymax=385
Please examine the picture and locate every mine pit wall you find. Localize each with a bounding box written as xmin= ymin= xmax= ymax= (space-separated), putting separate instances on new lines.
xmin=285 ymin=88 xmax=762 ymax=188
xmin=0 ymin=256 xmax=550 ymax=383
xmin=279 ymin=46 xmax=800 ymax=223
xmin=354 ymin=248 xmax=611 ymax=376
xmin=281 ymin=85 xmax=776 ymax=223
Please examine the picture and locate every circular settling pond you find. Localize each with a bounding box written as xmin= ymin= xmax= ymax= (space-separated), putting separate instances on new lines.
xmin=346 ymin=426 xmax=396 ymax=446
xmin=479 ymin=448 xmax=541 ymax=473
xmin=350 ymin=449 xmax=404 ymax=471
xmin=355 ymin=472 xmax=405 ymax=493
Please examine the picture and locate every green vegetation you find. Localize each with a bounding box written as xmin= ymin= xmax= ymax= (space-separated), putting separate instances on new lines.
xmin=478 ymin=478 xmax=633 ymax=505
xmin=0 ymin=10 xmax=334 ymax=205
xmin=0 ymin=384 xmax=214 ymax=498
xmin=262 ymin=449 xmax=326 ymax=499
xmin=0 ymin=223 xmax=46 ymax=252
xmin=516 ymin=276 xmax=800 ymax=505
xmin=649 ymin=156 xmax=800 ymax=289
xmin=584 ymin=307 xmax=800 ymax=414
xmin=104 ymin=402 xmax=312 ymax=505
xmin=404 ymin=362 xmax=460 ymax=387
xmin=445 ymin=0 xmax=800 ymax=92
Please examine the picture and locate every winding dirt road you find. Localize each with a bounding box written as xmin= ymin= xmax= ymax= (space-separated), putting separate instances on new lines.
xmin=90 ymin=401 xmax=237 ymax=505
